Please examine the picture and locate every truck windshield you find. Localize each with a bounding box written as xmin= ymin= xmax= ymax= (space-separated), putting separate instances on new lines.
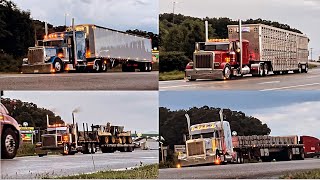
xmin=192 ymin=132 xmax=215 ymax=139
xmin=204 ymin=44 xmax=229 ymax=51
xmin=43 ymin=40 xmax=64 ymax=47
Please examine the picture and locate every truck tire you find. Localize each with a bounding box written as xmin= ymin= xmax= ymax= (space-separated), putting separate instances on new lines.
xmin=1 ymin=128 xmax=18 ymax=159
xmin=297 ymin=149 xmax=305 ymax=160
xmin=302 ymin=64 xmax=308 ymax=73
xmin=294 ymin=64 xmax=302 ymax=73
xmin=223 ymin=65 xmax=231 ymax=80
xmin=93 ymin=60 xmax=100 ymax=73
xmin=53 ymin=59 xmax=63 ymax=73
xmin=127 ymin=137 xmax=132 ymax=144
xmin=91 ymin=143 xmax=96 ymax=154
xmin=264 ymin=63 xmax=269 ymax=76
xmin=127 ymin=146 xmax=133 ymax=152
xmin=101 ymin=62 xmax=107 ymax=72
xmin=259 ymin=63 xmax=265 ymax=77
xmin=273 ymin=71 xmax=280 ymax=75
xmin=148 ymin=62 xmax=152 ymax=72
xmin=285 ymin=149 xmax=293 ymax=161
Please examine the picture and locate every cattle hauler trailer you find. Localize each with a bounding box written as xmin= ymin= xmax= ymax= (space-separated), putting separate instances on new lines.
xmin=185 ymin=20 xmax=309 ymax=81
xmin=22 ymin=19 xmax=152 ymax=73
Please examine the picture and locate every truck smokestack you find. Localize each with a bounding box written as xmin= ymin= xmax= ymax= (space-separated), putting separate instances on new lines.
xmin=239 ymin=19 xmax=243 ymax=73
xmin=46 ymin=114 xmax=49 ymax=127
xmin=205 ymin=21 xmax=209 ymax=42
xmin=72 ymin=18 xmax=77 ymax=67
xmin=185 ymin=114 xmax=191 ymax=139
xmin=45 ymin=22 xmax=48 ymax=36
xmin=72 ymin=112 xmax=75 ymax=125
xmin=219 ymin=109 xmax=224 ymax=123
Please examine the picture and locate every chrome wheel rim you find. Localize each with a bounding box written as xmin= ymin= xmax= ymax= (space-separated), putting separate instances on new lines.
xmin=55 ymin=62 xmax=61 ymax=71
xmin=5 ymin=135 xmax=15 ymax=154
xmin=224 ymin=67 xmax=230 ymax=79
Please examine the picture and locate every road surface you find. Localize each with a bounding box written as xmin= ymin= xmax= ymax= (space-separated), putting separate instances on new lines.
xmin=159 ymin=158 xmax=320 ymax=179
xmin=160 ymin=68 xmax=320 ymax=91
xmin=0 ymin=72 xmax=158 ymax=90
xmin=1 ymin=150 xmax=158 ymax=179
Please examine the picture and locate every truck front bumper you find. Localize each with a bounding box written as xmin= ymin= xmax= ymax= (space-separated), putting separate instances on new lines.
xmin=21 ymin=63 xmax=53 ymax=74
xmin=185 ymin=69 xmax=224 ymax=81
xmin=178 ymin=156 xmax=217 ymax=167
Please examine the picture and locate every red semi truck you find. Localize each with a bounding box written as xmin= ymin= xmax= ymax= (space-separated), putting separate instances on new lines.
xmin=185 ymin=20 xmax=309 ymax=81
xmin=300 ymin=135 xmax=320 ymax=158
xmin=0 ymin=101 xmax=21 ymax=159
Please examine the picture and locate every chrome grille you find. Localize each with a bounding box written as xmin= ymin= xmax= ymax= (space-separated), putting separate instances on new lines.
xmin=42 ymin=135 xmax=56 ymax=147
xmin=194 ymin=53 xmax=213 ymax=68
xmin=27 ymin=47 xmax=45 ymax=64
xmin=187 ymin=141 xmax=205 ymax=156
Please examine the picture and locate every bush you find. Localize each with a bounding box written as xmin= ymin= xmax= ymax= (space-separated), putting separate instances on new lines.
xmin=0 ymin=53 xmax=21 ymax=72
xmin=159 ymin=51 xmax=190 ymax=72
xmin=17 ymin=143 xmax=36 ymax=157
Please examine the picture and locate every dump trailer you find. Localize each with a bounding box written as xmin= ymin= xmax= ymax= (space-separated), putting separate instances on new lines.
xmin=22 ymin=22 xmax=152 ymax=73
xmin=176 ymin=110 xmax=305 ymax=167
xmin=185 ymin=20 xmax=309 ymax=81
xmin=36 ymin=113 xmax=134 ymax=156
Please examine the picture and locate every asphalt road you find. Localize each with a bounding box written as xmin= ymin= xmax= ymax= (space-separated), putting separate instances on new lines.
xmin=1 ymin=150 xmax=158 ymax=179
xmin=0 ymin=71 xmax=158 ymax=90
xmin=160 ymin=68 xmax=320 ymax=91
xmin=159 ymin=158 xmax=320 ymax=179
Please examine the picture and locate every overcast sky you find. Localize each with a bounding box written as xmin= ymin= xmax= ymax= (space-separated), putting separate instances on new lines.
xmin=3 ymin=91 xmax=159 ymax=134
xmin=12 ymin=0 xmax=158 ymax=33
xmin=160 ymin=0 xmax=320 ymax=60
xmin=160 ymin=91 xmax=320 ymax=138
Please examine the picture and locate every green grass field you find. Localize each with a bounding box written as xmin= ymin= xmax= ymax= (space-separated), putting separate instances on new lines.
xmin=280 ymin=169 xmax=320 ymax=179
xmin=159 ymin=71 xmax=185 ymax=81
xmin=54 ymin=164 xmax=158 ymax=179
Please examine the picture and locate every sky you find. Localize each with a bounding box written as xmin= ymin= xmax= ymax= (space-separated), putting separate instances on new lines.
xmin=12 ymin=0 xmax=159 ymax=33
xmin=2 ymin=91 xmax=159 ymax=134
xmin=160 ymin=91 xmax=320 ymax=138
xmin=160 ymin=0 xmax=320 ymax=60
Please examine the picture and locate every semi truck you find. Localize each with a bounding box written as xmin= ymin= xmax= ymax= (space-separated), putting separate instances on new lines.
xmin=176 ymin=110 xmax=306 ymax=167
xmin=35 ymin=113 xmax=134 ymax=156
xmin=185 ymin=20 xmax=309 ymax=81
xmin=22 ymin=20 xmax=152 ymax=73
xmin=0 ymin=101 xmax=21 ymax=159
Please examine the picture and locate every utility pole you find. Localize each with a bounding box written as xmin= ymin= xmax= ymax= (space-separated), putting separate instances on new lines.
xmin=172 ymin=1 xmax=177 ymax=24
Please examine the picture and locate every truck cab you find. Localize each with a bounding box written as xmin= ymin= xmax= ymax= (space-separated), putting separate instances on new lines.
xmin=0 ymin=103 xmax=21 ymax=159
xmin=185 ymin=39 xmax=249 ymax=81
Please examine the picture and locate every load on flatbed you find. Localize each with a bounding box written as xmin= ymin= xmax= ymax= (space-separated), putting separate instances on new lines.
xmin=176 ymin=110 xmax=306 ymax=167
xmin=35 ymin=113 xmax=134 ymax=156
xmin=185 ymin=20 xmax=309 ymax=80
xmin=22 ymin=19 xmax=152 ymax=73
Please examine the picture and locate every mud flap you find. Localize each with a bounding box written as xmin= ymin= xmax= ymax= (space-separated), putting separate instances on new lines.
xmin=21 ymin=64 xmax=53 ymax=74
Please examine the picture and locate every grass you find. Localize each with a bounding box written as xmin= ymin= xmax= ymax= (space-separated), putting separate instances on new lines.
xmin=16 ymin=143 xmax=36 ymax=157
xmin=54 ymin=164 xmax=158 ymax=179
xmin=309 ymin=64 xmax=317 ymax=69
xmin=280 ymin=169 xmax=320 ymax=179
xmin=159 ymin=70 xmax=185 ymax=81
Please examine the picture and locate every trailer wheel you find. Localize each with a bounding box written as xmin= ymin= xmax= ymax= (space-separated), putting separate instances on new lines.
xmin=259 ymin=63 xmax=265 ymax=77
xmin=264 ymin=63 xmax=269 ymax=76
xmin=91 ymin=143 xmax=96 ymax=154
xmin=1 ymin=128 xmax=18 ymax=159
xmin=297 ymin=149 xmax=305 ymax=160
xmin=127 ymin=146 xmax=133 ymax=152
xmin=286 ymin=149 xmax=293 ymax=161
xmin=101 ymin=62 xmax=107 ymax=72
xmin=53 ymin=59 xmax=63 ymax=73
xmin=302 ymin=64 xmax=308 ymax=73
xmin=148 ymin=63 xmax=152 ymax=72
xmin=273 ymin=71 xmax=280 ymax=75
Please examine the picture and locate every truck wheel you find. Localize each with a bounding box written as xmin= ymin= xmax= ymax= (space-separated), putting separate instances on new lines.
xmin=294 ymin=64 xmax=302 ymax=73
xmin=127 ymin=136 xmax=133 ymax=144
xmin=273 ymin=71 xmax=280 ymax=75
xmin=127 ymin=146 xmax=133 ymax=152
xmin=101 ymin=62 xmax=107 ymax=72
xmin=91 ymin=143 xmax=96 ymax=154
xmin=223 ymin=66 xmax=231 ymax=80
xmin=93 ymin=60 xmax=100 ymax=72
xmin=148 ymin=63 xmax=152 ymax=72
xmin=53 ymin=59 xmax=63 ymax=73
xmin=1 ymin=128 xmax=18 ymax=159
xmin=62 ymin=143 xmax=69 ymax=155
xmin=297 ymin=149 xmax=305 ymax=160
xmin=259 ymin=64 xmax=265 ymax=77
xmin=303 ymin=64 xmax=308 ymax=73
xmin=264 ymin=63 xmax=269 ymax=76
xmin=286 ymin=149 xmax=293 ymax=161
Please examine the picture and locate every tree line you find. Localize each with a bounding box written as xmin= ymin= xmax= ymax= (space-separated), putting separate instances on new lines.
xmin=159 ymin=13 xmax=303 ymax=72
xmin=1 ymin=98 xmax=64 ymax=129
xmin=160 ymin=106 xmax=271 ymax=149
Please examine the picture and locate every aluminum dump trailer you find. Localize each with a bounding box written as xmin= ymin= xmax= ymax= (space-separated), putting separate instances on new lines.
xmin=227 ymin=24 xmax=309 ymax=73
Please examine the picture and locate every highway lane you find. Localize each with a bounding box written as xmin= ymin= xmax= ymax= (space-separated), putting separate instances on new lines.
xmin=160 ymin=68 xmax=320 ymax=91
xmin=0 ymin=71 xmax=158 ymax=90
xmin=1 ymin=150 xmax=158 ymax=179
xmin=159 ymin=158 xmax=320 ymax=179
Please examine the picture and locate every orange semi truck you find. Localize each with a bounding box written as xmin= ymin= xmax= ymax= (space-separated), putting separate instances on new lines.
xmin=185 ymin=20 xmax=309 ymax=81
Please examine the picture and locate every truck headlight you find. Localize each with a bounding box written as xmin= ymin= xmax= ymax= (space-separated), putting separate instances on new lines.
xmin=22 ymin=58 xmax=28 ymax=64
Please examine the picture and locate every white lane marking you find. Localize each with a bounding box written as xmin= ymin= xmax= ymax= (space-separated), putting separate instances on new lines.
xmin=260 ymin=83 xmax=320 ymax=91
xmin=306 ymin=75 xmax=320 ymax=79
xmin=257 ymin=81 xmax=280 ymax=85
